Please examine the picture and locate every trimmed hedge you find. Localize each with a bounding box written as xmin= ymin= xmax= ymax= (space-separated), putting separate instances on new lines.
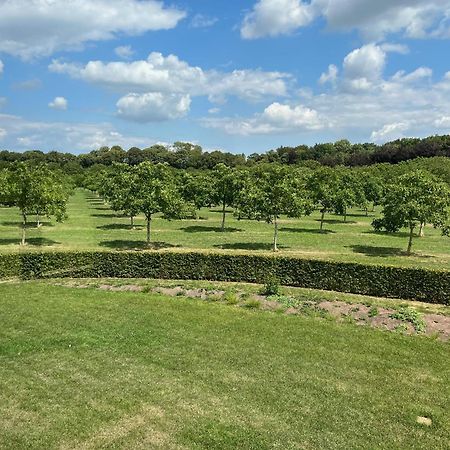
xmin=0 ymin=251 xmax=449 ymax=304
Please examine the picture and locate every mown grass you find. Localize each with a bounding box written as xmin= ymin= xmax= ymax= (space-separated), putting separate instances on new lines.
xmin=0 ymin=189 xmax=449 ymax=269
xmin=0 ymin=281 xmax=449 ymax=449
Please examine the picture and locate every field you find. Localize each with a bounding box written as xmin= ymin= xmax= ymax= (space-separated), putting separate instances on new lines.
xmin=0 ymin=280 xmax=449 ymax=449
xmin=0 ymin=189 xmax=449 ymax=270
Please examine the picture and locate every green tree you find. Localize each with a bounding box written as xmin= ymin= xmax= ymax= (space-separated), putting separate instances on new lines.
xmin=306 ymin=167 xmax=340 ymax=231
xmin=211 ymin=164 xmax=244 ymax=231
xmin=5 ymin=163 xmax=69 ymax=245
xmin=179 ymin=171 xmax=212 ymax=216
xmin=131 ymin=162 xmax=185 ymax=245
xmin=373 ymin=170 xmax=450 ymax=255
xmin=333 ymin=168 xmax=365 ymax=222
xmin=237 ymin=165 xmax=312 ymax=251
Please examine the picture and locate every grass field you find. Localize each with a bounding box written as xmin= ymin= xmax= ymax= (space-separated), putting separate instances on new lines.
xmin=0 ymin=189 xmax=449 ymax=269
xmin=0 ymin=281 xmax=448 ymax=449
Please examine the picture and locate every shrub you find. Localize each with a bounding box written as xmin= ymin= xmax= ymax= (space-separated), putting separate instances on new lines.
xmin=0 ymin=251 xmax=448 ymax=305
xmin=223 ymin=290 xmax=239 ymax=305
xmin=260 ymin=275 xmax=280 ymax=296
xmin=242 ymin=299 xmax=261 ymax=309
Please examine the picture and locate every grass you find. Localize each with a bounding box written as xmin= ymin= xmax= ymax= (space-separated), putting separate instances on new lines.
xmin=0 ymin=281 xmax=449 ymax=449
xmin=0 ymin=189 xmax=449 ymax=269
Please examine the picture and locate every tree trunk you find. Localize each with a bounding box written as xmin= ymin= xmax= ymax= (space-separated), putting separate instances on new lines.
xmin=419 ymin=222 xmax=425 ymax=237
xmin=365 ymin=207 xmax=368 ymax=217
xmin=407 ymin=223 xmax=415 ymax=255
xmin=146 ymin=214 xmax=152 ymax=245
xmin=273 ymin=216 xmax=279 ymax=252
xmin=221 ymin=201 xmax=226 ymax=232
xmin=36 ymin=213 xmax=41 ymax=228
xmin=320 ymin=210 xmax=325 ymax=231
xmin=21 ymin=212 xmax=27 ymax=245
xmin=344 ymin=207 xmax=347 ymax=223
xmin=130 ymin=216 xmax=134 ymax=229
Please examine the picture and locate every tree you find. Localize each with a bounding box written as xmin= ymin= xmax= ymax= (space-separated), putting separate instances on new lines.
xmin=178 ymin=171 xmax=212 ymax=217
xmin=131 ymin=162 xmax=185 ymax=245
xmin=5 ymin=163 xmax=69 ymax=245
xmin=210 ymin=163 xmax=244 ymax=231
xmin=306 ymin=167 xmax=340 ymax=231
xmin=101 ymin=164 xmax=140 ymax=227
xmin=373 ymin=170 xmax=450 ymax=255
xmin=236 ymin=165 xmax=313 ymax=251
xmin=333 ymin=168 xmax=365 ymax=222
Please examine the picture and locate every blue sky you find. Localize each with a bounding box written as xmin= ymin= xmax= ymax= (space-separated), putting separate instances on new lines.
xmin=0 ymin=0 xmax=450 ymax=154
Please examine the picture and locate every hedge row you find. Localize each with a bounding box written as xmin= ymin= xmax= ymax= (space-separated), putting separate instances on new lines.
xmin=0 ymin=251 xmax=449 ymax=304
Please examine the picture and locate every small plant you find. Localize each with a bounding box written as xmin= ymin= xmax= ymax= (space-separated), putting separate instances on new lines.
xmin=368 ymin=305 xmax=379 ymax=317
xmin=268 ymin=295 xmax=302 ymax=309
xmin=242 ymin=298 xmax=261 ymax=309
xmin=394 ymin=323 xmax=409 ymax=334
xmin=223 ymin=290 xmax=239 ymax=305
xmin=260 ymin=275 xmax=280 ymax=296
xmin=390 ymin=307 xmax=426 ymax=333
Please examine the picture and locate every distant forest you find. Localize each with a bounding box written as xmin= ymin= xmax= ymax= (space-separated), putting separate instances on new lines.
xmin=1 ymin=134 xmax=450 ymax=172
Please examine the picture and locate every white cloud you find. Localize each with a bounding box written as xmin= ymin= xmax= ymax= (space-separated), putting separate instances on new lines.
xmin=12 ymin=79 xmax=42 ymax=90
xmin=0 ymin=60 xmax=3 ymax=75
xmin=0 ymin=128 xmax=7 ymax=140
xmin=370 ymin=122 xmax=409 ymax=142
xmin=0 ymin=113 xmax=150 ymax=151
xmin=48 ymin=97 xmax=68 ymax=110
xmin=114 ymin=45 xmax=135 ymax=60
xmin=319 ymin=64 xmax=338 ymax=85
xmin=202 ymin=43 xmax=450 ymax=142
xmin=49 ymin=52 xmax=291 ymax=118
xmin=241 ymin=0 xmax=450 ymax=40
xmin=241 ymin=0 xmax=314 ymax=39
xmin=0 ymin=0 xmax=186 ymax=59
xmin=116 ymin=92 xmax=191 ymax=122
xmin=190 ymin=14 xmax=218 ymax=28
xmin=203 ymin=102 xmax=323 ymax=135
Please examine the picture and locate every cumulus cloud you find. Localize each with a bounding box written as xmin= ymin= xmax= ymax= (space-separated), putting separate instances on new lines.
xmin=202 ymin=43 xmax=450 ymax=142
xmin=114 ymin=45 xmax=135 ymax=60
xmin=0 ymin=113 xmax=150 ymax=151
xmin=116 ymin=92 xmax=191 ymax=122
xmin=0 ymin=60 xmax=3 ymax=75
xmin=203 ymin=102 xmax=323 ymax=135
xmin=319 ymin=64 xmax=338 ymax=85
xmin=48 ymin=97 xmax=68 ymax=110
xmin=0 ymin=0 xmax=186 ymax=59
xmin=241 ymin=0 xmax=314 ymax=39
xmin=241 ymin=0 xmax=450 ymax=40
xmin=49 ymin=52 xmax=290 ymax=102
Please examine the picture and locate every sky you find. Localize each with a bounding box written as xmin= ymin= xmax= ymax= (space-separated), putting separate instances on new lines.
xmin=0 ymin=0 xmax=450 ymax=155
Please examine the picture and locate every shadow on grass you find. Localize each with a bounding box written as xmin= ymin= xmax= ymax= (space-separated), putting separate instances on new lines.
xmin=363 ymin=230 xmax=412 ymax=239
xmin=213 ymin=242 xmax=288 ymax=251
xmin=97 ymin=224 xmax=143 ymax=231
xmin=209 ymin=209 xmax=233 ymax=214
xmin=99 ymin=240 xmax=180 ymax=250
xmin=348 ymin=245 xmax=410 ymax=258
xmin=281 ymin=227 xmax=335 ymax=235
xmin=315 ymin=219 xmax=357 ymax=225
xmin=181 ymin=226 xmax=243 ymax=233
xmin=1 ymin=221 xmax=54 ymax=227
xmin=91 ymin=213 xmax=123 ymax=218
xmin=0 ymin=237 xmax=60 ymax=246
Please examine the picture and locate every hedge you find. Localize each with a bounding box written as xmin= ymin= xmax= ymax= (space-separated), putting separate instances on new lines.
xmin=0 ymin=251 xmax=449 ymax=304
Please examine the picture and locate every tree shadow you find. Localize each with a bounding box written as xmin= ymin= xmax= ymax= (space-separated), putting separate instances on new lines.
xmin=97 ymin=224 xmax=143 ymax=231
xmin=281 ymin=227 xmax=335 ymax=235
xmin=99 ymin=240 xmax=180 ymax=251
xmin=315 ymin=219 xmax=357 ymax=225
xmin=91 ymin=213 xmax=123 ymax=218
xmin=209 ymin=209 xmax=233 ymax=214
xmin=1 ymin=221 xmax=54 ymax=227
xmin=363 ymin=230 xmax=411 ymax=239
xmin=0 ymin=237 xmax=60 ymax=246
xmin=213 ymin=242 xmax=288 ymax=251
xmin=181 ymin=226 xmax=243 ymax=233
xmin=348 ymin=245 xmax=410 ymax=258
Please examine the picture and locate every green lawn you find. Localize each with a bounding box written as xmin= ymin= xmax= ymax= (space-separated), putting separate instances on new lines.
xmin=0 ymin=281 xmax=448 ymax=449
xmin=1 ymin=189 xmax=450 ymax=269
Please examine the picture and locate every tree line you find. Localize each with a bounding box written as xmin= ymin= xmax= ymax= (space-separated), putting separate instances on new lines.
xmin=85 ymin=162 xmax=450 ymax=254
xmin=1 ymin=135 xmax=450 ymax=173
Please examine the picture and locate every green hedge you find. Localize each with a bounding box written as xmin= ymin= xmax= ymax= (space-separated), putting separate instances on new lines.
xmin=0 ymin=251 xmax=449 ymax=304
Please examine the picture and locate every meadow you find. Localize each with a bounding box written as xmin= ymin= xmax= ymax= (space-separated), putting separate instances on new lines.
xmin=0 ymin=189 xmax=449 ymax=270
xmin=0 ymin=281 xmax=448 ymax=449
